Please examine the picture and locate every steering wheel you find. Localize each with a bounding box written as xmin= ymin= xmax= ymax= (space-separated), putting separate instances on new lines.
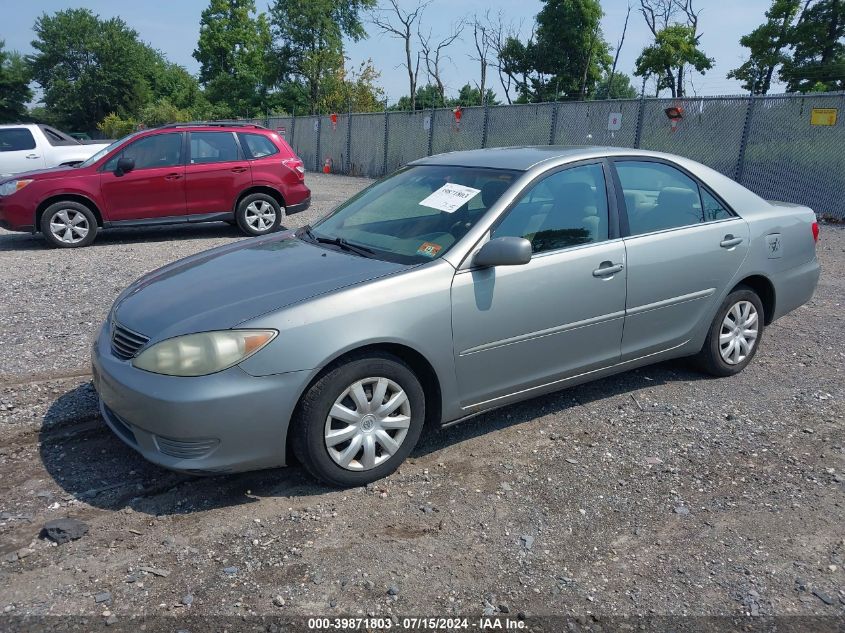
xmin=447 ymin=204 xmax=472 ymax=239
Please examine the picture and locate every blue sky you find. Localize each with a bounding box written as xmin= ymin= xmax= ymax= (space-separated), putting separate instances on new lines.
xmin=3 ymin=0 xmax=780 ymax=103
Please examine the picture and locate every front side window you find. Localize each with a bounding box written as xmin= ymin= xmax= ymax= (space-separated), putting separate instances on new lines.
xmin=310 ymin=165 xmax=519 ymax=263
xmin=616 ymin=160 xmax=732 ymax=235
xmin=105 ymin=133 xmax=182 ymax=171
xmin=0 ymin=129 xmax=36 ymax=152
xmin=190 ymin=132 xmax=241 ymax=164
xmin=239 ymin=133 xmax=279 ymax=159
xmin=493 ymin=163 xmax=609 ymax=254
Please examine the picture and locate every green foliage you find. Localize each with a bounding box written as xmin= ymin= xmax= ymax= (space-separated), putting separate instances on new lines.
xmin=320 ymin=60 xmax=385 ymax=113
xmin=781 ymin=0 xmax=845 ymax=92
xmin=193 ymin=0 xmax=272 ymax=117
xmin=0 ymin=41 xmax=32 ymax=123
xmin=634 ymin=24 xmax=713 ymax=97
xmin=454 ymin=84 xmax=499 ymax=107
xmin=97 ymin=112 xmax=137 ymax=138
xmin=728 ymin=0 xmax=802 ymax=94
xmin=593 ymin=73 xmax=638 ymax=100
xmin=269 ymin=0 xmax=376 ymax=114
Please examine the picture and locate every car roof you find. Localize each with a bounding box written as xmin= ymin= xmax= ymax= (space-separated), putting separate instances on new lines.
xmin=410 ymin=145 xmax=693 ymax=171
xmin=153 ymin=122 xmax=269 ymax=133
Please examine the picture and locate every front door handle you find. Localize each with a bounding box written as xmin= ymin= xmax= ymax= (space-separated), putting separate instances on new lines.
xmin=26 ymin=154 xmax=40 ymax=159
xmin=593 ymin=261 xmax=624 ymax=278
xmin=164 ymin=173 xmax=182 ymax=180
xmin=720 ymin=235 xmax=743 ymax=249
xmin=231 ymin=166 xmax=248 ymax=173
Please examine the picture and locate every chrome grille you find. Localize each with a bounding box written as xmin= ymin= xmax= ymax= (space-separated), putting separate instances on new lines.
xmin=110 ymin=322 xmax=149 ymax=360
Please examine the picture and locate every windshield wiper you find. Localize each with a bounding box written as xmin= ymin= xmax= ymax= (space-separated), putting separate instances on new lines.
xmin=299 ymin=225 xmax=375 ymax=258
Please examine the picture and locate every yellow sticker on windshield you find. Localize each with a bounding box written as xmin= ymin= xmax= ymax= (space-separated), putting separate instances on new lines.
xmin=417 ymin=242 xmax=442 ymax=258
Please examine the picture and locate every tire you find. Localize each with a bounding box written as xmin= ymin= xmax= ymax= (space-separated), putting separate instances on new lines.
xmin=291 ymin=353 xmax=426 ymax=487
xmin=40 ymin=201 xmax=98 ymax=248
xmin=235 ymin=193 xmax=282 ymax=236
xmin=694 ymin=285 xmax=765 ymax=377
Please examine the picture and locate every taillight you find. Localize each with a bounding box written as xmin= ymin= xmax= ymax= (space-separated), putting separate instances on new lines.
xmin=282 ymin=157 xmax=305 ymax=179
xmin=811 ymin=221 xmax=819 ymax=243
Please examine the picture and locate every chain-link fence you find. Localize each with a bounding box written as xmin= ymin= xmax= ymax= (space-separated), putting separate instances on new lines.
xmin=247 ymin=92 xmax=845 ymax=218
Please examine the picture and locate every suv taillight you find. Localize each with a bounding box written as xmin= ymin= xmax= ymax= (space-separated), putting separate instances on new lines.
xmin=812 ymin=221 xmax=819 ymax=243
xmin=282 ymin=157 xmax=305 ymax=180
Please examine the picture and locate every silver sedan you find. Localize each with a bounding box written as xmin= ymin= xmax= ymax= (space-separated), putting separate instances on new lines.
xmin=92 ymin=147 xmax=821 ymax=486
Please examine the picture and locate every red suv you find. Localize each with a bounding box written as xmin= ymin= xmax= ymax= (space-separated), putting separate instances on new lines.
xmin=0 ymin=123 xmax=310 ymax=248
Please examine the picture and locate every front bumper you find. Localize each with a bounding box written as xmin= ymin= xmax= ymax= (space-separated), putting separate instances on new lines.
xmin=0 ymin=197 xmax=35 ymax=232
xmin=91 ymin=322 xmax=311 ymax=473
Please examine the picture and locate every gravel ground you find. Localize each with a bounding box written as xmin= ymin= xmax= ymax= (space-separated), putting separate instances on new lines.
xmin=0 ymin=174 xmax=843 ymax=631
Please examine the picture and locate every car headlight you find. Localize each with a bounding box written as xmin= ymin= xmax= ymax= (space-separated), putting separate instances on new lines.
xmin=0 ymin=179 xmax=33 ymax=196
xmin=132 ymin=330 xmax=277 ymax=377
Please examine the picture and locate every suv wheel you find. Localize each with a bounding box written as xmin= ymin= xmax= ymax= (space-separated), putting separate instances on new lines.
xmin=40 ymin=201 xmax=98 ymax=248
xmin=236 ymin=193 xmax=282 ymax=236
xmin=291 ymin=353 xmax=426 ymax=487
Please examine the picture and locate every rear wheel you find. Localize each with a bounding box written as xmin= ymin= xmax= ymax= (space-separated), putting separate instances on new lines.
xmin=235 ymin=193 xmax=282 ymax=236
xmin=291 ymin=353 xmax=426 ymax=487
xmin=694 ymin=286 xmax=764 ymax=376
xmin=40 ymin=201 xmax=98 ymax=248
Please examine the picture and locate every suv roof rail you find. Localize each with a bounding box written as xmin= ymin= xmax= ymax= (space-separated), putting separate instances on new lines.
xmin=157 ymin=121 xmax=267 ymax=130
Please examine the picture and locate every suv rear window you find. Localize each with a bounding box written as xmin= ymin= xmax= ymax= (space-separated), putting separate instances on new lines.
xmin=190 ymin=132 xmax=241 ymax=164
xmin=239 ymin=133 xmax=280 ymax=159
xmin=0 ymin=129 xmax=37 ymax=152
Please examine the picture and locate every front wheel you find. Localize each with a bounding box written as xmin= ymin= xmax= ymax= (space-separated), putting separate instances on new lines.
xmin=40 ymin=201 xmax=98 ymax=248
xmin=694 ymin=286 xmax=764 ymax=377
xmin=291 ymin=353 xmax=426 ymax=487
xmin=235 ymin=193 xmax=282 ymax=236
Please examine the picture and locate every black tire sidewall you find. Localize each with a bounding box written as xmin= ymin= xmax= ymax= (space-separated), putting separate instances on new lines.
xmin=236 ymin=194 xmax=282 ymax=236
xmin=703 ymin=288 xmax=765 ymax=376
xmin=40 ymin=201 xmax=98 ymax=248
xmin=293 ymin=354 xmax=426 ymax=487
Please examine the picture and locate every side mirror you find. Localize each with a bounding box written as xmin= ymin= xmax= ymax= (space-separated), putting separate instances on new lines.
xmin=115 ymin=157 xmax=135 ymax=176
xmin=474 ymin=236 xmax=532 ymax=267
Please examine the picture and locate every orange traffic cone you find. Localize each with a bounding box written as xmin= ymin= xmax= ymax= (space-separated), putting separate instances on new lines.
xmin=323 ymin=158 xmax=332 ymax=174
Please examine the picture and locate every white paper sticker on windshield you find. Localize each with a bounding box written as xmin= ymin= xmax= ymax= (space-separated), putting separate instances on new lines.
xmin=418 ymin=183 xmax=481 ymax=213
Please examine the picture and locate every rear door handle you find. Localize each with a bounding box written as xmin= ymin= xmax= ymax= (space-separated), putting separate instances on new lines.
xmin=593 ymin=261 xmax=624 ymax=278
xmin=720 ymin=235 xmax=743 ymax=249
xmin=164 ymin=173 xmax=182 ymax=180
xmin=231 ymin=166 xmax=248 ymax=173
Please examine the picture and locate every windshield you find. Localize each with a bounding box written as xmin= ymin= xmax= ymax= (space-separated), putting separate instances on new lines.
xmin=310 ymin=165 xmax=519 ymax=263
xmin=77 ymin=132 xmax=141 ymax=168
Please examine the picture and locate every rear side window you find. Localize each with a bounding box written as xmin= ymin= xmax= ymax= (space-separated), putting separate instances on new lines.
xmin=615 ymin=161 xmax=732 ymax=236
xmin=190 ymin=132 xmax=241 ymax=164
xmin=239 ymin=133 xmax=280 ymax=159
xmin=0 ymin=129 xmax=37 ymax=152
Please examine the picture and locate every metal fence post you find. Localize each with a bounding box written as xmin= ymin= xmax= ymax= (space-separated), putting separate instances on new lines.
xmin=315 ymin=116 xmax=322 ymax=173
xmin=382 ymin=111 xmax=390 ymax=177
xmin=633 ymin=98 xmax=645 ymax=149
xmin=345 ymin=113 xmax=353 ymax=174
xmin=427 ymin=108 xmax=435 ymax=157
xmin=734 ymin=95 xmax=756 ymax=183
xmin=549 ymin=103 xmax=559 ymax=145
xmin=481 ymin=101 xmax=491 ymax=148
xmin=290 ymin=114 xmax=296 ymax=146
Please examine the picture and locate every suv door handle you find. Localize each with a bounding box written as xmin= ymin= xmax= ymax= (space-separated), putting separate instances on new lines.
xmin=164 ymin=173 xmax=182 ymax=180
xmin=593 ymin=261 xmax=624 ymax=278
xmin=720 ymin=235 xmax=743 ymax=249
xmin=231 ymin=166 xmax=248 ymax=173
xmin=26 ymin=154 xmax=40 ymax=159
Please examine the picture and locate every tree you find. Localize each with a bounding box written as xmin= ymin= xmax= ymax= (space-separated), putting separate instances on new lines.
xmin=391 ymin=83 xmax=447 ymax=110
xmin=533 ymin=0 xmax=611 ymax=101
xmin=28 ymin=9 xmax=153 ymax=130
xmin=319 ymin=59 xmax=385 ymax=113
xmin=485 ymin=11 xmax=524 ymax=104
xmin=194 ymin=0 xmax=272 ymax=117
xmin=0 ymin=41 xmax=31 ymax=123
xmin=419 ymin=20 xmax=464 ymax=105
xmin=607 ymin=3 xmax=633 ymax=99
xmin=270 ymin=0 xmax=375 ymax=114
xmin=469 ymin=13 xmax=492 ymax=104
xmin=371 ymin=0 xmax=430 ymax=111
xmin=635 ymin=1 xmax=711 ymax=97
xmin=781 ymin=0 xmax=845 ymax=92
xmin=593 ymin=72 xmax=638 ymax=99
xmin=729 ymin=0 xmax=803 ymax=94
xmin=454 ymin=83 xmax=499 ymax=106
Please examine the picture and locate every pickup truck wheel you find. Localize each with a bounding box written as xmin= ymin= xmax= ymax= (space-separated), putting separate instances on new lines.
xmin=694 ymin=286 xmax=764 ymax=377
xmin=291 ymin=353 xmax=426 ymax=487
xmin=40 ymin=201 xmax=98 ymax=248
xmin=235 ymin=194 xmax=282 ymax=236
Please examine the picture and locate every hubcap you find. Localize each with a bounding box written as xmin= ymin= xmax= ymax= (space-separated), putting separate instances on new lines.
xmin=49 ymin=209 xmax=89 ymax=244
xmin=324 ymin=377 xmax=411 ymax=471
xmin=244 ymin=200 xmax=277 ymax=232
xmin=719 ymin=300 xmax=759 ymax=365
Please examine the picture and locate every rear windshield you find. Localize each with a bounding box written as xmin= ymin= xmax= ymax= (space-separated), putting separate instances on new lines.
xmin=0 ymin=129 xmax=37 ymax=152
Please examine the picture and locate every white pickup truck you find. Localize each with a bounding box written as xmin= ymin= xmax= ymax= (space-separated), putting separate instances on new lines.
xmin=0 ymin=124 xmax=111 ymax=177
